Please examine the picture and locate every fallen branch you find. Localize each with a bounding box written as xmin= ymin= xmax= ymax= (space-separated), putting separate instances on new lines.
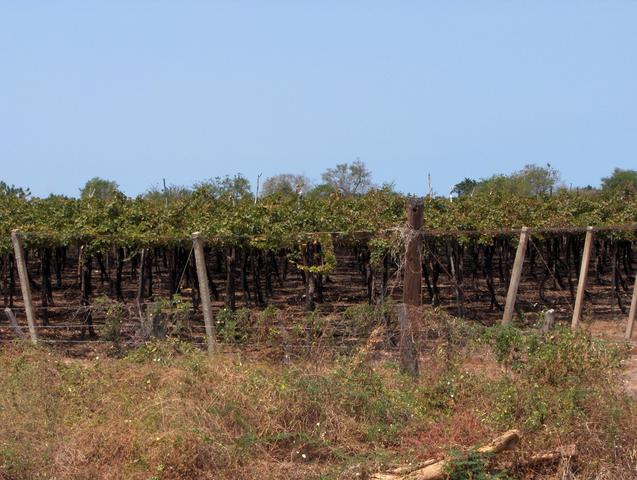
xmin=371 ymin=430 xmax=521 ymax=480
xmin=502 ymin=444 xmax=576 ymax=470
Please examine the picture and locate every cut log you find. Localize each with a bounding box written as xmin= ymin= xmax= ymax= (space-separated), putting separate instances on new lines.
xmin=502 ymin=444 xmax=576 ymax=470
xmin=371 ymin=430 xmax=520 ymax=480
xmin=383 ymin=459 xmax=439 ymax=476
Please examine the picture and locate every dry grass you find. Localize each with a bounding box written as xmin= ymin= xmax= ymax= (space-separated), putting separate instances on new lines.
xmin=0 ymin=316 xmax=635 ymax=479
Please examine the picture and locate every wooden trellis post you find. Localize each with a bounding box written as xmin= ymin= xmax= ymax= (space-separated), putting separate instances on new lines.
xmin=400 ymin=199 xmax=424 ymax=376
xmin=625 ymin=274 xmax=637 ymax=340
xmin=10 ymin=230 xmax=37 ymax=343
xmin=404 ymin=200 xmax=424 ymax=306
xmin=502 ymin=227 xmax=529 ymax=325
xmin=192 ymin=232 xmax=217 ymax=354
xmin=135 ymin=248 xmax=148 ymax=319
xmin=571 ymin=226 xmax=594 ymax=330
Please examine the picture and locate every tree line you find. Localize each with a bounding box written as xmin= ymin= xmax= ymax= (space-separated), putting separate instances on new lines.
xmin=451 ymin=164 xmax=637 ymax=197
xmin=3 ymin=161 xmax=636 ymax=203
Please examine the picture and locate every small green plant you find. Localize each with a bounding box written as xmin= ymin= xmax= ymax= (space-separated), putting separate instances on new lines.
xmin=94 ymin=296 xmax=124 ymax=349
xmin=444 ymin=449 xmax=512 ymax=479
xmin=491 ymin=324 xmax=524 ymax=370
xmin=138 ymin=295 xmax=193 ymax=341
xmin=304 ymin=309 xmax=328 ymax=343
xmin=168 ymin=294 xmax=193 ymax=338
xmin=423 ymin=370 xmax=459 ymax=413
xmin=342 ymin=304 xmax=385 ymax=340
xmin=126 ymin=337 xmax=199 ymax=364
xmin=254 ymin=305 xmax=279 ymax=342
xmin=215 ymin=308 xmax=250 ymax=343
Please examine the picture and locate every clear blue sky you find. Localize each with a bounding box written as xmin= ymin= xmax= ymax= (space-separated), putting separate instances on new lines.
xmin=1 ymin=1 xmax=636 ymax=198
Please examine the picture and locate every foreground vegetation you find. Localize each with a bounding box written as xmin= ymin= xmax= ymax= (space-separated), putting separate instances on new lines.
xmin=0 ymin=320 xmax=634 ymax=479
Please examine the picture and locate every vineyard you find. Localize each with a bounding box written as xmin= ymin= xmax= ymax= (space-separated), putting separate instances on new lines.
xmin=1 ymin=187 xmax=637 ymax=479
xmin=1 ymin=188 xmax=637 ymax=351
xmin=3 ymin=0 xmax=637 ymax=474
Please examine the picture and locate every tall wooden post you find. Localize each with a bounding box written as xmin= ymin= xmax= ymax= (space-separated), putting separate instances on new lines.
xmin=10 ymin=230 xmax=37 ymax=343
xmin=571 ymin=226 xmax=594 ymax=330
xmin=192 ymin=232 xmax=217 ymax=354
xmin=225 ymin=247 xmax=236 ymax=310
xmin=400 ymin=199 xmax=424 ymax=376
xmin=135 ymin=248 xmax=147 ymax=319
xmin=625 ymin=274 xmax=637 ymax=340
xmin=502 ymin=227 xmax=529 ymax=325
xmin=404 ymin=200 xmax=424 ymax=305
xmin=80 ymin=251 xmax=95 ymax=338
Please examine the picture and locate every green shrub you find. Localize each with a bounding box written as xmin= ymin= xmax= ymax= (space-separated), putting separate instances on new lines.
xmin=488 ymin=324 xmax=524 ymax=370
xmin=134 ymin=295 xmax=194 ymax=342
xmin=126 ymin=337 xmax=199 ymax=364
xmin=483 ymin=325 xmax=630 ymax=437
xmin=444 ymin=449 xmax=511 ymax=480
xmin=254 ymin=305 xmax=280 ymax=342
xmin=94 ymin=296 xmax=124 ymax=347
xmin=216 ymin=308 xmax=251 ymax=343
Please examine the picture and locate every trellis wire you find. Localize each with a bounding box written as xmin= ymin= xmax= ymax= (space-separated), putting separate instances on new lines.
xmin=13 ymin=222 xmax=637 ymax=247
xmin=3 ymin=223 xmax=636 ymax=352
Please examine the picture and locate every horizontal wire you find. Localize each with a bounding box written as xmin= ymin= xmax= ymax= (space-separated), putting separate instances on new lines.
xmin=0 ymin=337 xmax=366 ymax=348
xmin=2 ymin=225 xmax=633 ymax=352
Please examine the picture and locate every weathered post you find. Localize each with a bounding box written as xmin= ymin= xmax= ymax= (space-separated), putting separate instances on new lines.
xmin=625 ymin=273 xmax=637 ymax=340
xmin=4 ymin=308 xmax=27 ymax=340
xmin=192 ymin=232 xmax=218 ymax=354
xmin=80 ymin=249 xmax=96 ymax=338
xmin=502 ymin=227 xmax=529 ymax=325
xmin=404 ymin=200 xmax=424 ymax=305
xmin=571 ymin=226 xmax=594 ymax=330
xmin=10 ymin=230 xmax=37 ymax=343
xmin=541 ymin=308 xmax=555 ymax=335
xmin=135 ymin=248 xmax=147 ymax=319
xmin=400 ymin=199 xmax=424 ymax=376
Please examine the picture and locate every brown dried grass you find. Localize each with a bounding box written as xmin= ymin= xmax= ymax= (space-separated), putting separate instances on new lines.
xmin=0 ymin=318 xmax=635 ymax=479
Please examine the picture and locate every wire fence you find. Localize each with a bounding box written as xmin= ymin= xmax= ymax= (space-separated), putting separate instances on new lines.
xmin=2 ymin=223 xmax=637 ymax=353
xmin=1 ymin=299 xmax=394 ymax=353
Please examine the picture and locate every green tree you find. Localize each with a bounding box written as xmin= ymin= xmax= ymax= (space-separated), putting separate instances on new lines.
xmin=517 ymin=163 xmax=561 ymax=195
xmin=477 ymin=164 xmax=561 ymax=196
xmin=452 ymin=178 xmax=478 ymax=197
xmin=0 ymin=181 xmax=30 ymax=198
xmin=601 ymin=168 xmax=637 ymax=194
xmin=305 ymin=183 xmax=336 ymax=199
xmin=194 ymin=174 xmax=253 ymax=201
xmin=144 ymin=183 xmax=192 ymax=206
xmin=321 ymin=160 xmax=372 ymax=195
xmin=80 ymin=177 xmax=121 ymax=201
xmin=262 ymin=174 xmax=312 ymax=197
